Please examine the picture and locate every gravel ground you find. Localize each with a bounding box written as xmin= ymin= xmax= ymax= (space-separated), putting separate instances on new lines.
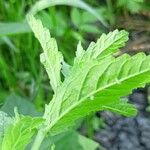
xmin=95 ymin=87 xmax=150 ymax=150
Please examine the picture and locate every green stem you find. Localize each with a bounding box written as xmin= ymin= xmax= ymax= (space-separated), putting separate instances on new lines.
xmin=31 ymin=128 xmax=46 ymax=150
xmin=86 ymin=114 xmax=94 ymax=139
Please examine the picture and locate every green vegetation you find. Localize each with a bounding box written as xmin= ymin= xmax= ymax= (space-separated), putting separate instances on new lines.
xmin=0 ymin=0 xmax=150 ymax=149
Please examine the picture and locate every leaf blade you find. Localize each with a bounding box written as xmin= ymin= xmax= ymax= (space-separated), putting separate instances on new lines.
xmin=0 ymin=22 xmax=30 ymax=36
xmin=1 ymin=116 xmax=43 ymax=150
xmin=27 ymin=15 xmax=63 ymax=91
xmin=46 ymin=53 xmax=150 ymax=135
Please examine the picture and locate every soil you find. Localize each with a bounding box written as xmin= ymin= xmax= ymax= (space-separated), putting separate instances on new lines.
xmin=95 ymin=87 xmax=150 ymax=150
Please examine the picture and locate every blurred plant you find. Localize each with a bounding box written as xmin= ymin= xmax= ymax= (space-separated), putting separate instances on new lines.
xmin=117 ymin=0 xmax=144 ymax=14
xmin=71 ymin=8 xmax=101 ymax=35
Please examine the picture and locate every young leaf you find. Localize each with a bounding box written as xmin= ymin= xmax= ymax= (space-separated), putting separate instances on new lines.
xmin=88 ymin=29 xmax=129 ymax=59
xmin=27 ymin=15 xmax=63 ymax=91
xmin=44 ymin=41 xmax=150 ymax=135
xmin=28 ymin=16 xmax=150 ymax=137
xmin=1 ymin=115 xmax=43 ymax=150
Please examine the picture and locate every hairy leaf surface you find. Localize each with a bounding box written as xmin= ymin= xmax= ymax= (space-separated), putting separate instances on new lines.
xmin=46 ymin=47 xmax=150 ymax=135
xmin=27 ymin=15 xmax=63 ymax=91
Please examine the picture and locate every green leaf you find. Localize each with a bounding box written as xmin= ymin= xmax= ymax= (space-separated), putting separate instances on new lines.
xmin=39 ymin=131 xmax=99 ymax=150
xmin=1 ymin=37 xmax=19 ymax=52
xmin=89 ymin=29 xmax=129 ymax=59
xmin=0 ymin=94 xmax=43 ymax=149
xmin=76 ymin=41 xmax=85 ymax=60
xmin=29 ymin=17 xmax=150 ymax=138
xmin=44 ymin=37 xmax=150 ymax=135
xmin=71 ymin=8 xmax=81 ymax=27
xmin=78 ymin=133 xmax=100 ymax=150
xmin=61 ymin=61 xmax=72 ymax=77
xmin=1 ymin=116 xmax=43 ymax=150
xmin=117 ymin=0 xmax=143 ymax=13
xmin=1 ymin=93 xmax=41 ymax=117
xmin=29 ymin=0 xmax=107 ymax=27
xmin=102 ymin=100 xmax=137 ymax=116
xmin=27 ymin=15 xmax=63 ymax=91
xmin=71 ymin=31 xmax=84 ymax=41
xmin=80 ymin=24 xmax=100 ymax=34
xmin=82 ymin=11 xmax=97 ymax=24
xmin=0 ymin=22 xmax=30 ymax=36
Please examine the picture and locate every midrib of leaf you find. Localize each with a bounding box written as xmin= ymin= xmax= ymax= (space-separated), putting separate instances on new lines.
xmin=47 ymin=57 xmax=113 ymax=121
xmin=46 ymin=53 xmax=149 ymax=131
xmin=45 ymin=60 xmax=97 ymax=121
xmin=46 ymin=67 xmax=150 ymax=132
xmin=60 ymin=54 xmax=130 ymax=109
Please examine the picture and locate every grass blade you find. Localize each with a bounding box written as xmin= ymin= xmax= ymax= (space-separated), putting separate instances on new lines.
xmin=0 ymin=22 xmax=30 ymax=36
xmin=29 ymin=0 xmax=107 ymax=27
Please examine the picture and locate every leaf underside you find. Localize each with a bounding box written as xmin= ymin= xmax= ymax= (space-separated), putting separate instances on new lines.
xmin=27 ymin=15 xmax=63 ymax=92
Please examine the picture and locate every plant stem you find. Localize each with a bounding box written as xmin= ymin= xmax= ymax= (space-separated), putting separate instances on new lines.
xmin=86 ymin=114 xmax=94 ymax=139
xmin=31 ymin=128 xmax=46 ymax=150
